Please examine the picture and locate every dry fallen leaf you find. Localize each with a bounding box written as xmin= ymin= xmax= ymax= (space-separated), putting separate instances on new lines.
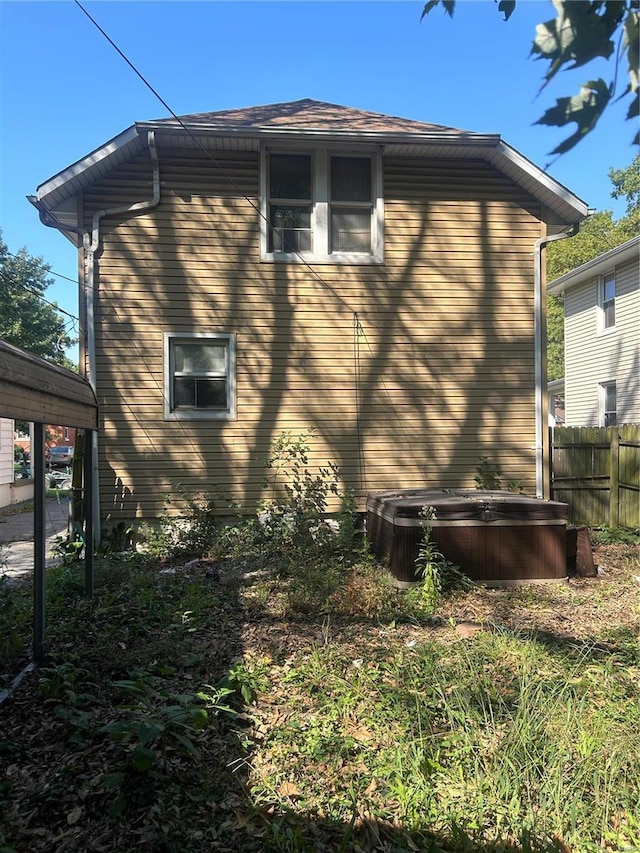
xmin=364 ymin=777 xmax=377 ymax=796
xmin=454 ymin=622 xmax=483 ymax=639
xmin=66 ymin=805 xmax=82 ymax=825
xmin=277 ymin=781 xmax=302 ymax=799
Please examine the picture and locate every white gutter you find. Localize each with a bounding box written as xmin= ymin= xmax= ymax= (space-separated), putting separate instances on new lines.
xmin=82 ymin=131 xmax=161 ymax=543
xmin=533 ymin=228 xmax=577 ymax=498
xmin=140 ymin=121 xmax=501 ymax=144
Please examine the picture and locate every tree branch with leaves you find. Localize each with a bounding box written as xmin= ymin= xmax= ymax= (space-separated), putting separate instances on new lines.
xmin=422 ymin=1 xmax=639 ymax=158
xmin=0 ymin=230 xmax=77 ymax=370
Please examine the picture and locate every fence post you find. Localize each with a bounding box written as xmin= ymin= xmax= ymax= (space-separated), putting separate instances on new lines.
xmin=609 ymin=430 xmax=620 ymax=529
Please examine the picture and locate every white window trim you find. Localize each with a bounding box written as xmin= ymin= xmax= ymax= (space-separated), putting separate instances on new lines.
xmin=260 ymin=143 xmax=384 ymax=265
xmin=598 ymin=270 xmax=616 ymax=334
xmin=163 ymin=332 xmax=236 ymax=421
xmin=598 ymin=379 xmax=617 ymax=427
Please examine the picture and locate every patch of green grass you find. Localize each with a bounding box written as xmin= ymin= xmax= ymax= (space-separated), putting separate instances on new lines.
xmin=0 ymin=554 xmax=254 ymax=852
xmin=2 ymin=437 xmax=639 ymax=852
xmin=2 ymin=533 xmax=640 ymax=852
xmin=0 ymin=501 xmax=34 ymax=517
xmin=590 ymin=526 xmax=640 ymax=546
xmin=249 ymin=630 xmax=640 ymax=852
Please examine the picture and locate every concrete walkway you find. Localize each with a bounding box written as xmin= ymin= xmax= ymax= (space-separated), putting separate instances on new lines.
xmin=0 ymin=497 xmax=71 ymax=582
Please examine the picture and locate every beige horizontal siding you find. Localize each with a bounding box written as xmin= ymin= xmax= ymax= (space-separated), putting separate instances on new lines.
xmin=615 ymin=258 xmax=640 ymax=423
xmin=84 ymin=147 xmax=544 ymax=521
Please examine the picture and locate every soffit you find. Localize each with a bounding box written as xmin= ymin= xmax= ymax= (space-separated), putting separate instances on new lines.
xmin=34 ymin=103 xmax=588 ymax=229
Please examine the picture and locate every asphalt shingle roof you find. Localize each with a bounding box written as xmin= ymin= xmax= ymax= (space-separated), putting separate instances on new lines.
xmin=151 ymin=98 xmax=464 ymax=135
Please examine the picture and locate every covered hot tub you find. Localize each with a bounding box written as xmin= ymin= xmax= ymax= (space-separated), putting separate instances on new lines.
xmin=366 ymin=488 xmax=569 ymax=587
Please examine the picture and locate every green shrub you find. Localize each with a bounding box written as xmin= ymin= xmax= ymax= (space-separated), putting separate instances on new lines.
xmin=590 ymin=526 xmax=640 ymax=545
xmin=409 ymin=506 xmax=473 ymax=616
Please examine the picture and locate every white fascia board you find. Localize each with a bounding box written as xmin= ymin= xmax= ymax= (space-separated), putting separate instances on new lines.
xmin=34 ymin=117 xmax=589 ymax=228
xmin=548 ymin=235 xmax=640 ymax=295
xmin=494 ymin=140 xmax=589 ymax=223
xmin=140 ymin=120 xmax=500 ymax=147
xmin=36 ymin=125 xmax=141 ymax=205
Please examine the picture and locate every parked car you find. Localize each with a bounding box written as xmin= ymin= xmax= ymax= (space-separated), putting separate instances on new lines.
xmin=48 ymin=446 xmax=74 ymax=468
xmin=47 ymin=470 xmax=72 ymax=490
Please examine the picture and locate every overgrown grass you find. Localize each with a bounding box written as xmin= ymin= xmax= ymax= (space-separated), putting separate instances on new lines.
xmin=2 ymin=540 xmax=639 ymax=851
xmin=1 ymin=437 xmax=639 ymax=852
xmin=252 ymin=629 xmax=640 ymax=851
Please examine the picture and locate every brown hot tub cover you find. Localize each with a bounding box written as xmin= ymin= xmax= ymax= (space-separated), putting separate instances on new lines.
xmin=366 ymin=488 xmax=569 ymax=586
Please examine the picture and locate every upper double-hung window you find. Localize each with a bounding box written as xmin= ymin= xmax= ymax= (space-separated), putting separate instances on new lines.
xmin=599 ymin=272 xmax=616 ymax=331
xmin=268 ymin=154 xmax=313 ymax=254
xmin=262 ymin=147 xmax=383 ymax=263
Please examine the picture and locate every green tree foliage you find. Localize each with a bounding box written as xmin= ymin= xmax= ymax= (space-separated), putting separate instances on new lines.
xmin=422 ymin=1 xmax=639 ymax=156
xmin=545 ymin=156 xmax=640 ymax=380
xmin=546 ymin=295 xmax=565 ymax=381
xmin=610 ymin=152 xmax=640 ymax=214
xmin=548 ymin=156 xmax=640 ymax=280
xmin=0 ymin=230 xmax=76 ymax=369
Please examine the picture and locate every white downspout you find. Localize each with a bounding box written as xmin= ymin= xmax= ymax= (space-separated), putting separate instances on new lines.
xmin=83 ymin=131 xmax=161 ymax=542
xmin=533 ymin=227 xmax=577 ymax=499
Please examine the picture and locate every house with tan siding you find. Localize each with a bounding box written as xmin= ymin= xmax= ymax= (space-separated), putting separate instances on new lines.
xmin=548 ymin=236 xmax=640 ymax=427
xmin=30 ymin=99 xmax=588 ymax=526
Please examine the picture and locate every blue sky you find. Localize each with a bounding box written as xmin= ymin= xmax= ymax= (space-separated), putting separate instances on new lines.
xmin=0 ymin=0 xmax=633 ymax=355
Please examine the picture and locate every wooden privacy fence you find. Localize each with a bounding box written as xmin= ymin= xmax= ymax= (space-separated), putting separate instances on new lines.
xmin=551 ymin=424 xmax=640 ymax=528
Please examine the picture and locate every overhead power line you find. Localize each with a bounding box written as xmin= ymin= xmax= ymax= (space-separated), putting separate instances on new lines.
xmin=71 ymin=1 xmax=421 ymax=487
xmin=0 ymin=271 xmax=79 ymax=321
xmin=73 ymin=0 xmax=353 ymax=315
xmin=4 ymin=249 xmax=79 ymax=286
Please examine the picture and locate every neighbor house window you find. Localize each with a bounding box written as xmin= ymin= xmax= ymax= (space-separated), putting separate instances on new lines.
xmin=261 ymin=146 xmax=383 ymax=263
xmin=164 ymin=333 xmax=236 ymax=420
xmin=600 ymin=272 xmax=616 ymax=331
xmin=599 ymin=381 xmax=617 ymax=427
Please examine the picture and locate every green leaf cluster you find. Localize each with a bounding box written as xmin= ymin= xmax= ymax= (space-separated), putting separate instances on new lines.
xmin=0 ymin=229 xmax=77 ymax=368
xmin=422 ymin=0 xmax=639 ymax=155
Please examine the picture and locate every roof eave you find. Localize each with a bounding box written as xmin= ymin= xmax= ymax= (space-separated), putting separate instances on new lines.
xmin=33 ymin=120 xmax=588 ymax=230
xmin=36 ymin=125 xmax=142 ymax=209
xmin=137 ymin=118 xmax=501 ymax=146
xmin=138 ymin=125 xmax=587 ymax=224
xmin=495 ymin=140 xmax=588 ymax=225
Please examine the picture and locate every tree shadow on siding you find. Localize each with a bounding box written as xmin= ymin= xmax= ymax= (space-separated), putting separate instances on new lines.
xmin=294 ymin=194 xmax=540 ymax=502
xmin=93 ymin=146 xmax=258 ymax=525
xmin=93 ymin=148 xmax=543 ymax=528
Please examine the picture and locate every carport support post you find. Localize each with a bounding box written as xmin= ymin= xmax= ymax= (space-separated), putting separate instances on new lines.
xmin=84 ymin=429 xmax=94 ymax=597
xmin=33 ymin=421 xmax=46 ymax=663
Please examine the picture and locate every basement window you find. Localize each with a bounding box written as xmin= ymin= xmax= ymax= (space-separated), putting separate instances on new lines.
xmin=261 ymin=146 xmax=383 ymax=264
xmin=164 ymin=333 xmax=236 ymax=420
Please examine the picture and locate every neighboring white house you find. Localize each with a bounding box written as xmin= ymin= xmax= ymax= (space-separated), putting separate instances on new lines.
xmin=547 ymin=235 xmax=640 ymax=427
xmin=0 ymin=419 xmax=35 ymax=509
xmin=0 ymin=417 xmax=15 ymax=507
